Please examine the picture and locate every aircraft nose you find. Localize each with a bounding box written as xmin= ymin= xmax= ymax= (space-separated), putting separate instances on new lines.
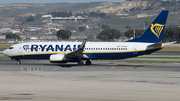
xmin=2 ymin=50 xmax=8 ymax=56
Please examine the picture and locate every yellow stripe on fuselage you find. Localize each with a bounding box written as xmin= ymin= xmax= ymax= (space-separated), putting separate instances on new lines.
xmin=8 ymin=46 xmax=162 ymax=58
xmin=9 ymin=52 xmax=69 ymax=58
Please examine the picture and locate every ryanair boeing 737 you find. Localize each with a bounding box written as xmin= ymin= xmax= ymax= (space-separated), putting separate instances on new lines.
xmin=3 ymin=10 xmax=176 ymax=65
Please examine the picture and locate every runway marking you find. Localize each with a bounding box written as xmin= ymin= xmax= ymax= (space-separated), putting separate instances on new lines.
xmin=111 ymin=66 xmax=146 ymax=69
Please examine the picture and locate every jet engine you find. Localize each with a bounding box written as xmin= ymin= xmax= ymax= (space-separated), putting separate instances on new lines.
xmin=50 ymin=54 xmax=67 ymax=63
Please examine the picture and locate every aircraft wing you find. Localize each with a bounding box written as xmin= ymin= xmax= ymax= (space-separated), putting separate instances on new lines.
xmin=66 ymin=39 xmax=87 ymax=59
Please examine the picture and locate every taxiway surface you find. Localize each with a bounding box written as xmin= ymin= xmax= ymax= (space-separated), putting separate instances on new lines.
xmin=0 ymin=59 xmax=180 ymax=101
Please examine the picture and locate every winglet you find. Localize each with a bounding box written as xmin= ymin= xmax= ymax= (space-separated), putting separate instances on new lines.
xmin=79 ymin=39 xmax=87 ymax=50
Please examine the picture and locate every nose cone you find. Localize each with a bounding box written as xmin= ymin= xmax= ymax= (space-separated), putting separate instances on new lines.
xmin=2 ymin=50 xmax=8 ymax=56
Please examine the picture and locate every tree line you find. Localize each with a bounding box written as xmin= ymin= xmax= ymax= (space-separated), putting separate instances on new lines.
xmin=97 ymin=27 xmax=180 ymax=42
xmin=89 ymin=11 xmax=106 ymax=18
xmin=163 ymin=27 xmax=180 ymax=42
xmin=25 ymin=11 xmax=107 ymax=23
xmin=6 ymin=33 xmax=21 ymax=40
xmin=5 ymin=27 xmax=180 ymax=42
xmin=96 ymin=29 xmax=121 ymax=41
xmin=124 ymin=27 xmax=180 ymax=42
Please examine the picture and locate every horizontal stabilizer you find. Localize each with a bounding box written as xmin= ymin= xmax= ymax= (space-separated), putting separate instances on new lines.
xmin=163 ymin=41 xmax=177 ymax=46
xmin=148 ymin=43 xmax=162 ymax=47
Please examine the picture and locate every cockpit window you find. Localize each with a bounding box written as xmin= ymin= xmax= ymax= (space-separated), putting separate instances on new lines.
xmin=9 ymin=47 xmax=14 ymax=49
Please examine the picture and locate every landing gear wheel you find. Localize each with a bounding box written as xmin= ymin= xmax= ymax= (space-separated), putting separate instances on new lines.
xmin=17 ymin=60 xmax=21 ymax=65
xmin=86 ymin=60 xmax=91 ymax=65
xmin=78 ymin=60 xmax=84 ymax=66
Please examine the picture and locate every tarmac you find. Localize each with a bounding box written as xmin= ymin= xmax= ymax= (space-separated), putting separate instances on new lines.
xmin=0 ymin=59 xmax=180 ymax=101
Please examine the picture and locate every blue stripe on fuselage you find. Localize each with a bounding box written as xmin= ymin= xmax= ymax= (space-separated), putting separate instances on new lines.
xmin=10 ymin=48 xmax=161 ymax=60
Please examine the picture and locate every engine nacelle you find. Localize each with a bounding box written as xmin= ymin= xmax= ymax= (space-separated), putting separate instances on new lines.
xmin=50 ymin=54 xmax=67 ymax=63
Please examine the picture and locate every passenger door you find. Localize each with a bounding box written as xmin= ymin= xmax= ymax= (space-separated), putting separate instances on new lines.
xmin=133 ymin=44 xmax=137 ymax=54
xmin=18 ymin=45 xmax=23 ymax=54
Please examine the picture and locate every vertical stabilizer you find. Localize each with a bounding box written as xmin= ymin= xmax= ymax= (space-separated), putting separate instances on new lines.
xmin=126 ymin=10 xmax=169 ymax=43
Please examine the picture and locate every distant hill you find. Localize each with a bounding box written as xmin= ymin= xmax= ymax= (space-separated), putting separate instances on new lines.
xmin=0 ymin=2 xmax=102 ymax=17
xmin=82 ymin=1 xmax=169 ymax=18
xmin=0 ymin=0 xmax=180 ymax=17
xmin=0 ymin=0 xmax=180 ymax=31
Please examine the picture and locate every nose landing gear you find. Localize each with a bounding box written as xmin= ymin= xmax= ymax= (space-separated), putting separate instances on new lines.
xmin=11 ymin=58 xmax=21 ymax=65
xmin=17 ymin=60 xmax=21 ymax=65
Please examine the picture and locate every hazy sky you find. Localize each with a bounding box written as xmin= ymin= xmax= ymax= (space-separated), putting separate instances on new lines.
xmin=0 ymin=0 xmax=126 ymax=4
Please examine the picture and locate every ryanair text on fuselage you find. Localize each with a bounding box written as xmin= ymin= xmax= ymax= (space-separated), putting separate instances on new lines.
xmin=23 ymin=44 xmax=81 ymax=52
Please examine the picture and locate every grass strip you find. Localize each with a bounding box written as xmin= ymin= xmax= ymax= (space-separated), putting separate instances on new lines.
xmin=0 ymin=43 xmax=13 ymax=50
xmin=159 ymin=47 xmax=180 ymax=52
xmin=0 ymin=56 xmax=9 ymax=58
xmin=124 ymin=58 xmax=180 ymax=61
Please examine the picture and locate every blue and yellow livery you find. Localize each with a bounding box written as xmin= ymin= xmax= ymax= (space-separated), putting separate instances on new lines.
xmin=3 ymin=10 xmax=176 ymax=65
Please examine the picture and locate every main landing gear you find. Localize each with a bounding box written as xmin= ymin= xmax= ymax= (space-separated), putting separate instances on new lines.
xmin=78 ymin=60 xmax=84 ymax=66
xmin=77 ymin=60 xmax=92 ymax=66
xmin=85 ymin=60 xmax=91 ymax=65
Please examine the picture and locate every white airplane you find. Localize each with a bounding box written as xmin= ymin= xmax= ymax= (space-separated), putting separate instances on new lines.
xmin=3 ymin=10 xmax=176 ymax=65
